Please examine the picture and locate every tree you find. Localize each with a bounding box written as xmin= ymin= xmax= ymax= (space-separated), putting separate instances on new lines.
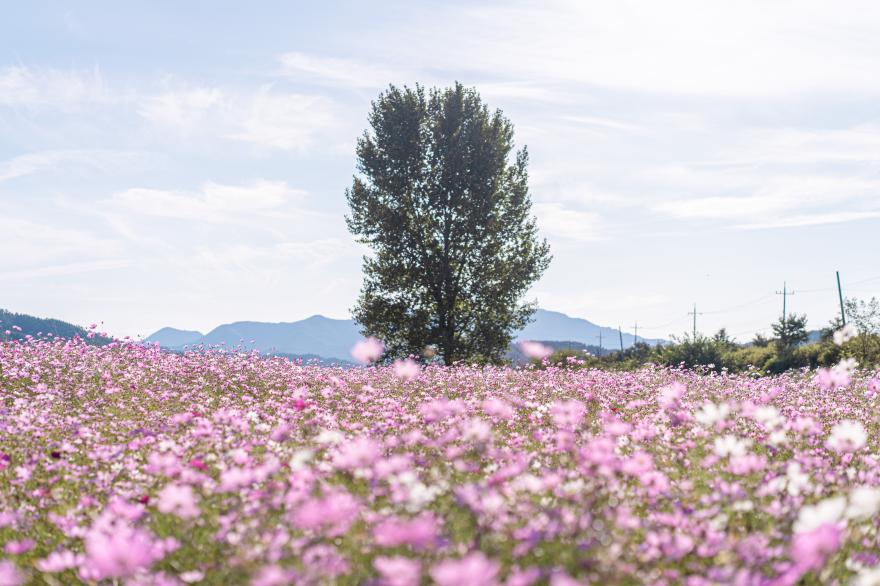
xmin=845 ymin=296 xmax=880 ymax=334
xmin=771 ymin=313 xmax=808 ymax=349
xmin=346 ymin=83 xmax=551 ymax=364
xmin=751 ymin=332 xmax=771 ymax=347
xmin=712 ymin=328 xmax=736 ymax=350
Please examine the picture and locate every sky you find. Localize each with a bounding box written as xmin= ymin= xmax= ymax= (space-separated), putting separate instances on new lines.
xmin=2 ymin=0 xmax=880 ymax=342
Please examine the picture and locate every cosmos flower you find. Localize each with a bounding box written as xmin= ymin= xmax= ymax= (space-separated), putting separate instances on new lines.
xmin=431 ymin=552 xmax=500 ymax=586
xmin=833 ymin=323 xmax=858 ymax=345
xmin=826 ymin=419 xmax=867 ymax=453
xmin=351 ymin=337 xmax=385 ymax=364
xmin=519 ymin=341 xmax=552 ymax=360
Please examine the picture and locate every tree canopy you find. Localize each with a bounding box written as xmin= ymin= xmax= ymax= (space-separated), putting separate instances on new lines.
xmin=346 ymin=83 xmax=551 ymax=364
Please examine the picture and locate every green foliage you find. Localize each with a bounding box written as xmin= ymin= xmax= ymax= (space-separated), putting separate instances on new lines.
xmin=771 ymin=313 xmax=809 ymax=350
xmin=0 ymin=308 xmax=110 ymax=345
xmin=346 ymin=83 xmax=551 ymax=364
xmin=653 ymin=333 xmax=727 ymax=372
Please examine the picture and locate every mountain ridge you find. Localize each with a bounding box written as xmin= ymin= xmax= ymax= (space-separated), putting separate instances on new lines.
xmin=146 ymin=309 xmax=667 ymax=360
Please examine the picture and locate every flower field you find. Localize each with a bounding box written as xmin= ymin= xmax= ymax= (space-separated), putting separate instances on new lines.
xmin=1 ymin=337 xmax=879 ymax=585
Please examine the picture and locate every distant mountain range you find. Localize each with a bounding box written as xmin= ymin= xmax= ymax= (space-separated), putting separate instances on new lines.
xmin=145 ymin=309 xmax=666 ymax=361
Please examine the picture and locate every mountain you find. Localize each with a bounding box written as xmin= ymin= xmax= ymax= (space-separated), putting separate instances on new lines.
xmin=146 ymin=315 xmax=362 ymax=361
xmin=515 ymin=309 xmax=665 ymax=350
xmin=146 ymin=309 xmax=665 ymax=361
xmin=147 ymin=327 xmax=203 ymax=347
xmin=0 ymin=308 xmax=111 ymax=345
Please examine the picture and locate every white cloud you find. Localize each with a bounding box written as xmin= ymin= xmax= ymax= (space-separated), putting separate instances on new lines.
xmin=137 ymin=88 xmax=223 ymax=134
xmin=734 ymin=211 xmax=880 ymax=230
xmin=278 ymin=52 xmax=400 ymax=89
xmin=0 ymin=216 xmax=123 ymax=268
xmin=0 ymin=259 xmax=130 ymax=280
xmin=110 ymin=180 xmax=305 ymax=221
xmin=0 ymin=65 xmax=111 ymax=107
xmin=0 ymin=150 xmax=138 ymax=182
xmin=534 ymin=202 xmax=605 ymax=242
xmin=408 ymin=0 xmax=880 ymax=98
xmin=227 ymin=85 xmax=337 ymax=150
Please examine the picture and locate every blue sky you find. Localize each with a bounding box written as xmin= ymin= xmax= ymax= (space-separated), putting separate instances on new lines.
xmin=2 ymin=0 xmax=879 ymax=341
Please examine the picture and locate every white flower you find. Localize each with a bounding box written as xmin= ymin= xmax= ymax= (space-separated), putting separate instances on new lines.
xmin=786 ymin=462 xmax=811 ymax=496
xmin=754 ymin=406 xmax=782 ymax=429
xmin=853 ymin=565 xmax=880 ymax=586
xmin=833 ymin=323 xmax=858 ymax=346
xmin=846 ymin=486 xmax=880 ymax=521
xmin=836 ymin=357 xmax=859 ymax=376
xmin=315 ymin=429 xmax=344 ymax=445
xmin=289 ymin=449 xmax=314 ymax=471
xmin=793 ymin=495 xmax=846 ymax=533
xmin=827 ymin=420 xmax=868 ymax=453
xmin=713 ymin=435 xmax=751 ymax=458
xmin=695 ymin=402 xmax=729 ymax=426
xmin=768 ymin=430 xmax=788 ymax=446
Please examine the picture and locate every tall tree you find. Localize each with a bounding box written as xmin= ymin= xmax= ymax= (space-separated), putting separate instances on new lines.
xmin=346 ymin=83 xmax=551 ymax=364
xmin=771 ymin=313 xmax=809 ymax=349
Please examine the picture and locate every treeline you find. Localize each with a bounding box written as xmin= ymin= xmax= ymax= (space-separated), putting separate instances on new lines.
xmin=542 ymin=297 xmax=880 ymax=374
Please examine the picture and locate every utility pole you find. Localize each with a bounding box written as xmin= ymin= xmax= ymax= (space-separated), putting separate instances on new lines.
xmin=633 ymin=321 xmax=638 ymax=346
xmin=836 ymin=271 xmax=846 ymax=326
xmin=618 ymin=326 xmax=624 ymax=352
xmin=596 ymin=330 xmax=603 ymax=355
xmin=775 ymin=282 xmax=795 ymax=328
xmin=687 ymin=303 xmax=703 ymax=339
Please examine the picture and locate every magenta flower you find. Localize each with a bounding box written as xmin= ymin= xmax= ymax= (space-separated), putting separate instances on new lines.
xmin=156 ymin=483 xmax=200 ymax=519
xmin=0 ymin=560 xmax=22 ymax=586
xmin=373 ymin=513 xmax=439 ymax=549
xmin=431 ymin=552 xmax=500 ymax=586
xmin=81 ymin=525 xmax=162 ymax=580
xmin=374 ymin=556 xmax=421 ymax=586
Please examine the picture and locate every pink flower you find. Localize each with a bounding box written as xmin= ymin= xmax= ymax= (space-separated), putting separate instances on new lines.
xmin=250 ymin=564 xmax=293 ymax=586
xmin=0 ymin=561 xmax=22 ymax=586
xmin=36 ymin=549 xmax=83 ymax=573
xmin=81 ymin=525 xmax=162 ymax=580
xmin=157 ymin=484 xmax=200 ymax=519
xmin=550 ymin=400 xmax=585 ymax=429
xmin=791 ymin=523 xmax=842 ymax=571
xmin=482 ymin=397 xmax=515 ymax=420
xmin=373 ymin=513 xmax=439 ymax=550
xmin=333 ymin=437 xmax=382 ymax=471
xmin=431 ymin=552 xmax=500 ymax=586
xmin=393 ymin=358 xmax=421 ymax=380
xmin=519 ymin=341 xmax=552 ymax=360
xmin=351 ymin=337 xmax=384 ymax=364
xmin=292 ymin=489 xmax=361 ymax=537
xmin=3 ymin=539 xmax=33 ymax=555
xmin=374 ymin=556 xmax=421 ymax=586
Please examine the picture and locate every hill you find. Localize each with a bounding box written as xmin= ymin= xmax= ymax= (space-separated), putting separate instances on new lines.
xmin=146 ymin=309 xmax=664 ymax=361
xmin=0 ymin=309 xmax=111 ymax=345
xmin=515 ymin=309 xmax=665 ymax=350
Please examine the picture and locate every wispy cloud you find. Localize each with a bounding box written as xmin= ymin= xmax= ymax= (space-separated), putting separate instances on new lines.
xmin=0 ymin=259 xmax=130 ymax=280
xmin=534 ymin=202 xmax=606 ymax=242
xmin=227 ymin=86 xmax=337 ymax=150
xmin=734 ymin=211 xmax=880 ymax=230
xmin=109 ymin=180 xmax=306 ymax=222
xmin=278 ymin=52 xmax=400 ymax=89
xmin=0 ymin=65 xmax=112 ymax=107
xmin=0 ymin=150 xmax=138 ymax=182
